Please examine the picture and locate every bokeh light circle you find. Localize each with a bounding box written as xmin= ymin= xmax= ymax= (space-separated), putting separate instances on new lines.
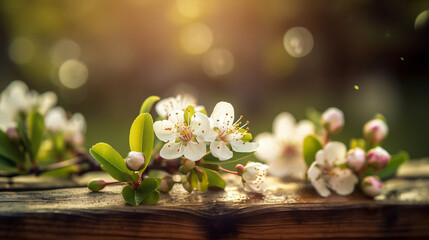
xmin=50 ymin=39 xmax=81 ymax=67
xmin=177 ymin=0 xmax=201 ymax=19
xmin=58 ymin=59 xmax=88 ymax=89
xmin=202 ymin=48 xmax=235 ymax=78
xmin=180 ymin=23 xmax=213 ymax=55
xmin=283 ymin=27 xmax=314 ymax=58
xmin=415 ymin=10 xmax=429 ymax=30
xmin=9 ymin=37 xmax=36 ymax=64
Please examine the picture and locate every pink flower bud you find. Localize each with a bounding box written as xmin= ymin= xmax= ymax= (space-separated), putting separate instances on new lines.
xmin=367 ymin=147 xmax=390 ymax=169
xmin=321 ymin=107 xmax=344 ymax=133
xmin=236 ymin=164 xmax=245 ymax=176
xmin=361 ymin=176 xmax=383 ymax=197
xmin=125 ymin=151 xmax=146 ymax=171
xmin=346 ymin=148 xmax=366 ymax=172
xmin=158 ymin=176 xmax=175 ymax=193
xmin=87 ymin=179 xmax=107 ymax=192
xmin=364 ymin=119 xmax=388 ymax=144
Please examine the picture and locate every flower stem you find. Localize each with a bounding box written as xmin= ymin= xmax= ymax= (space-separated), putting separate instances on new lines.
xmin=218 ymin=166 xmax=238 ymax=175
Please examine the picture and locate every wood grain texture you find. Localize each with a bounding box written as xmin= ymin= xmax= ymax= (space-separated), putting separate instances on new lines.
xmin=1 ymin=160 xmax=429 ymax=239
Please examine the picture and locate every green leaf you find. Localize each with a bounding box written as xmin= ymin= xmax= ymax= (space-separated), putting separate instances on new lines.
xmin=376 ymin=151 xmax=409 ymax=180
xmin=350 ymin=138 xmax=366 ymax=150
xmin=139 ymin=177 xmax=160 ymax=194
xmin=303 ymin=135 xmax=323 ymax=167
xmin=190 ymin=168 xmax=208 ymax=192
xmin=122 ymin=185 xmax=144 ymax=206
xmin=122 ymin=178 xmax=161 ymax=206
xmin=129 ymin=113 xmax=154 ymax=173
xmin=142 ymin=191 xmax=160 ymax=205
xmin=0 ymin=129 xmax=24 ymax=164
xmin=0 ymin=155 xmax=18 ymax=173
xmin=140 ymin=96 xmax=160 ymax=114
xmin=184 ymin=105 xmax=195 ymax=126
xmin=28 ymin=111 xmax=44 ymax=158
xmin=200 ymin=167 xmax=226 ymax=189
xmin=17 ymin=118 xmax=32 ymax=159
xmin=90 ymin=143 xmax=136 ymax=182
xmin=202 ymin=151 xmax=254 ymax=165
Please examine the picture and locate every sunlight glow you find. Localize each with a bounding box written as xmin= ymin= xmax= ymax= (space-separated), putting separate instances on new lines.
xmin=180 ymin=23 xmax=213 ymax=55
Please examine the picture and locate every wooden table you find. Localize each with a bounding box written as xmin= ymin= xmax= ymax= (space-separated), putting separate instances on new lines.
xmin=1 ymin=160 xmax=429 ymax=239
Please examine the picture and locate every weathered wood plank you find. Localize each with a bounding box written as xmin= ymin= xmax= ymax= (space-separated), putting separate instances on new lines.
xmin=1 ymin=160 xmax=429 ymax=239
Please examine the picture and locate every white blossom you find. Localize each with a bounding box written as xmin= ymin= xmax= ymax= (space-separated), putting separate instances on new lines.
xmin=155 ymin=94 xmax=204 ymax=119
xmin=242 ymin=162 xmax=269 ymax=193
xmin=308 ymin=142 xmax=358 ymax=197
xmin=208 ymin=101 xmax=258 ymax=161
xmin=255 ymin=112 xmax=314 ymax=178
xmin=45 ymin=107 xmax=86 ymax=145
xmin=0 ymin=81 xmax=57 ymax=130
xmin=321 ymin=107 xmax=344 ymax=133
xmin=153 ymin=110 xmax=212 ymax=161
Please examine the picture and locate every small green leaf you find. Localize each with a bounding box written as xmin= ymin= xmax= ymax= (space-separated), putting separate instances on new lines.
xmin=28 ymin=111 xmax=44 ymax=158
xmin=140 ymin=96 xmax=160 ymax=114
xmin=122 ymin=185 xmax=143 ymax=206
xmin=142 ymin=191 xmax=160 ymax=205
xmin=202 ymin=151 xmax=254 ymax=165
xmin=350 ymin=138 xmax=366 ymax=150
xmin=122 ymin=178 xmax=161 ymax=206
xmin=139 ymin=177 xmax=160 ymax=195
xmin=0 ymin=129 xmax=24 ymax=164
xmin=129 ymin=113 xmax=154 ymax=173
xmin=376 ymin=151 xmax=409 ymax=180
xmin=184 ymin=105 xmax=195 ymax=126
xmin=90 ymin=143 xmax=136 ymax=182
xmin=303 ymin=135 xmax=323 ymax=167
xmin=200 ymin=167 xmax=226 ymax=189
xmin=190 ymin=168 xmax=208 ymax=192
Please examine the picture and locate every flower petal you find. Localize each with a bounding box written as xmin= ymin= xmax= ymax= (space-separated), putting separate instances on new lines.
xmin=273 ymin=112 xmax=296 ymax=143
xmin=38 ymin=91 xmax=57 ymax=114
xmin=210 ymin=101 xmax=234 ymax=131
xmin=324 ymin=141 xmax=347 ymax=164
xmin=329 ymin=168 xmax=358 ymax=196
xmin=190 ymin=112 xmax=215 ymax=141
xmin=155 ymin=97 xmax=174 ymax=118
xmin=254 ymin=133 xmax=282 ymax=163
xmin=308 ymin=162 xmax=331 ymax=197
xmin=153 ymin=120 xmax=176 ymax=142
xmin=167 ymin=110 xmax=185 ymax=125
xmin=230 ymin=140 xmax=258 ymax=153
xmin=244 ymin=181 xmax=267 ymax=193
xmin=184 ymin=141 xmax=207 ymax=161
xmin=210 ymin=141 xmax=233 ymax=161
xmin=296 ymin=120 xmax=315 ymax=143
xmin=315 ymin=149 xmax=326 ymax=165
xmin=160 ymin=141 xmax=184 ymax=159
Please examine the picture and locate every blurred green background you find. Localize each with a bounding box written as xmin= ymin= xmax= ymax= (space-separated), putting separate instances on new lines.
xmin=1 ymin=0 xmax=428 ymax=160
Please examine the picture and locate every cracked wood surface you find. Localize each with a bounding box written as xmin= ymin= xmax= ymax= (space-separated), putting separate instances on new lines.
xmin=1 ymin=159 xmax=429 ymax=239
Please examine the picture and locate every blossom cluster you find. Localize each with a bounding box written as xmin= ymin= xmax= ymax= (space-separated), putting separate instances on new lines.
xmin=87 ymin=94 xmax=268 ymax=206
xmin=0 ymin=81 xmax=87 ymax=176
xmin=255 ymin=107 xmax=406 ymax=198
